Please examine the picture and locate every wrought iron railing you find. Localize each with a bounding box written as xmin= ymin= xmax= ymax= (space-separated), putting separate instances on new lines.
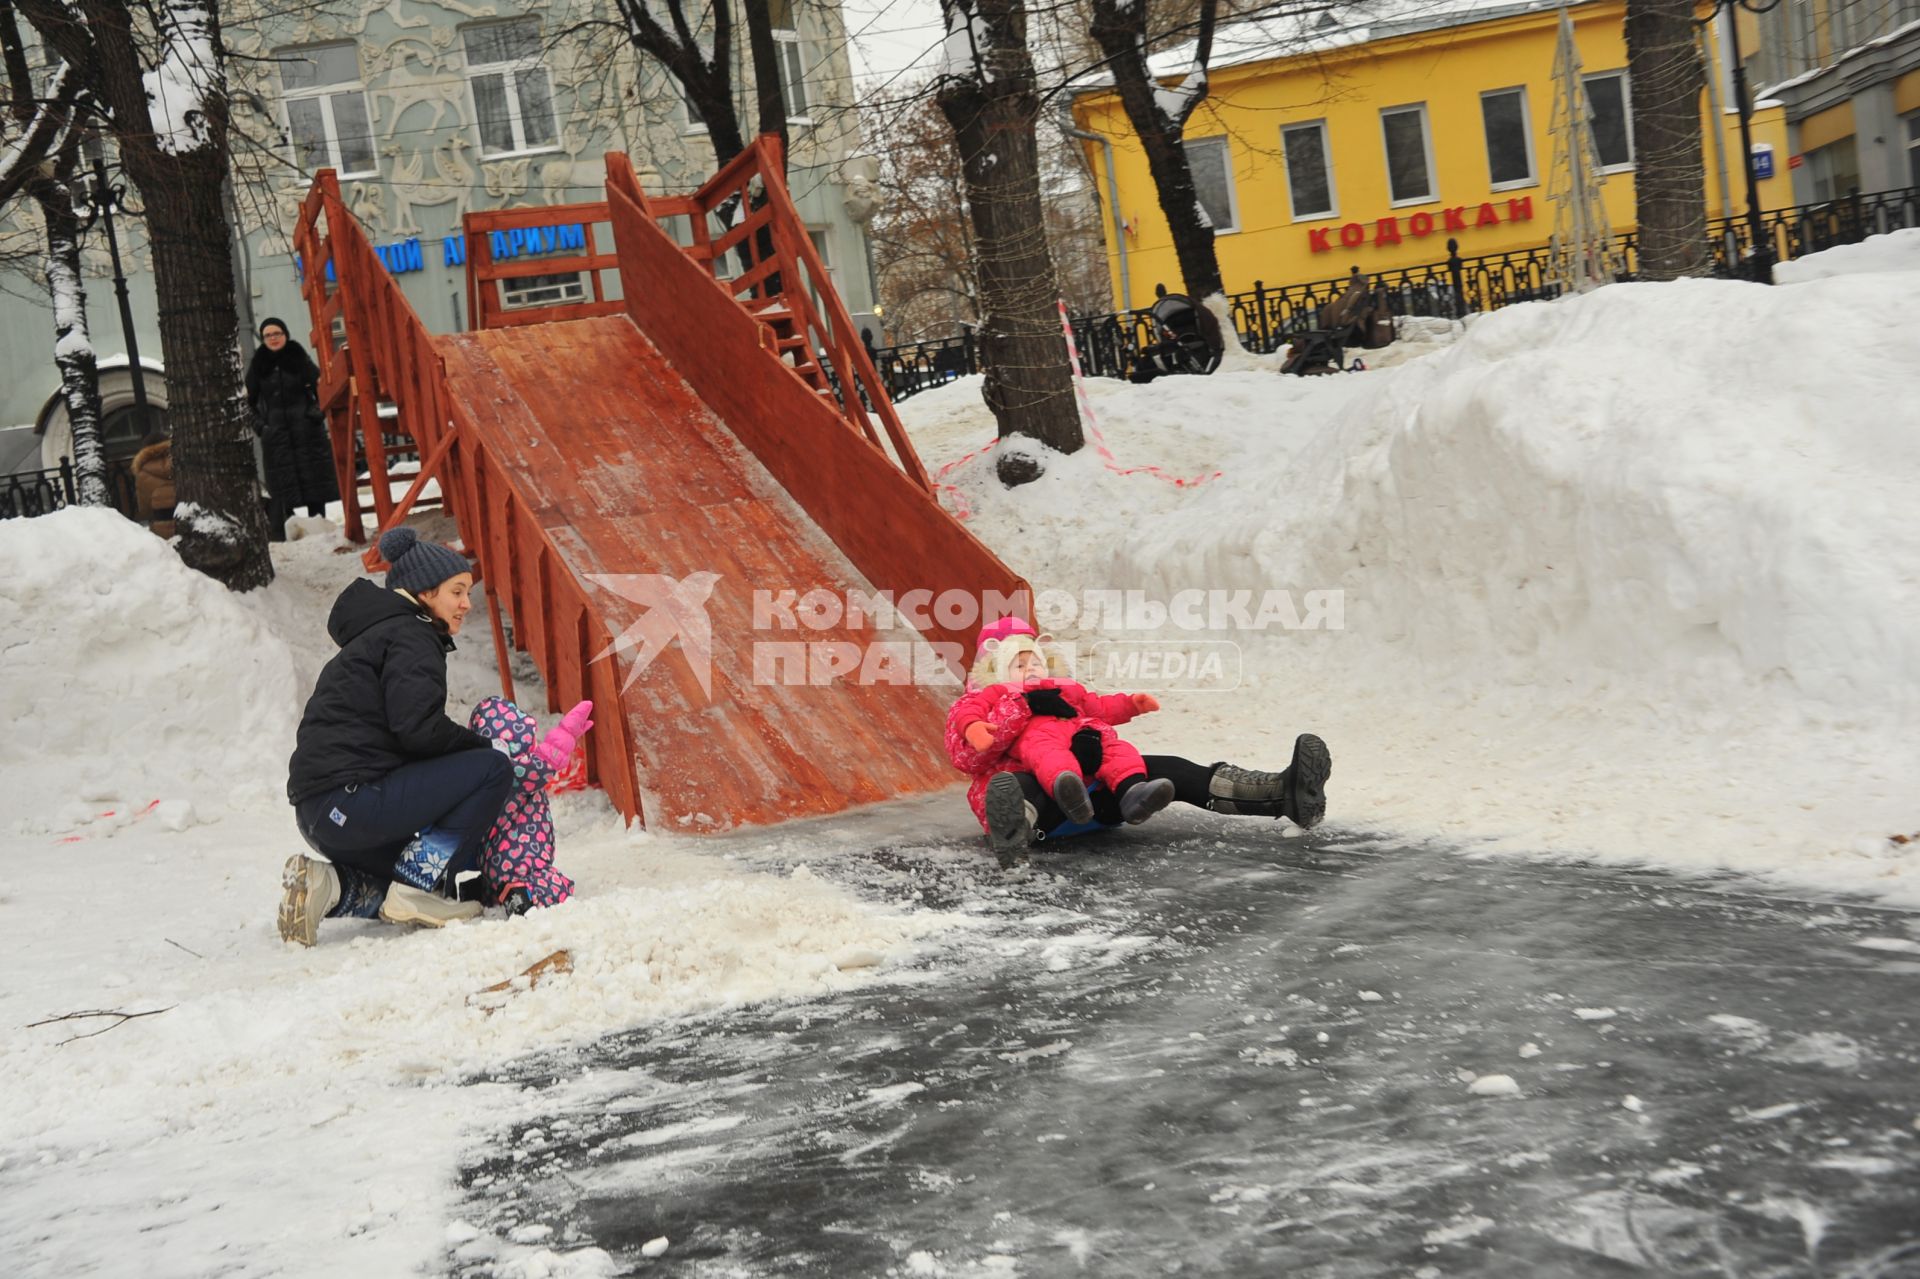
xmin=872 ymin=185 xmax=1919 ymax=400
xmin=0 ymin=456 xmax=139 ymax=521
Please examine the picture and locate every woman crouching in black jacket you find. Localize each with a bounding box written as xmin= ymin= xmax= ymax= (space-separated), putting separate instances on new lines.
xmin=278 ymin=527 xmax=516 ymax=945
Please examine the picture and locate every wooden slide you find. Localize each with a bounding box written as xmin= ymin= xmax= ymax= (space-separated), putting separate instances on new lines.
xmin=294 ymin=140 xmax=1026 ymax=830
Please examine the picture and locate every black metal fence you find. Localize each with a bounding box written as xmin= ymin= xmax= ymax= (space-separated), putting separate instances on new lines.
xmin=0 ymin=456 xmax=140 ymax=522
xmin=871 ymin=184 xmax=1920 ymax=401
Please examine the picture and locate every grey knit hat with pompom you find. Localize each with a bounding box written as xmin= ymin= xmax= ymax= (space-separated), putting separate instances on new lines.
xmin=379 ymin=527 xmax=470 ymax=596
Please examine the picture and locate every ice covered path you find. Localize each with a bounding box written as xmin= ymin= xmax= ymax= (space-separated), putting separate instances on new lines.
xmin=454 ymin=812 xmax=1920 ymax=1277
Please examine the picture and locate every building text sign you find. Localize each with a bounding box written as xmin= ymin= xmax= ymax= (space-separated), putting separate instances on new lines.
xmin=1308 ymin=197 xmax=1535 ymax=253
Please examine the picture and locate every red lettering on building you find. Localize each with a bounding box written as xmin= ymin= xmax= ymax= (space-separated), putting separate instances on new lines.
xmin=1408 ymin=211 xmax=1435 ymax=237
xmin=1339 ymin=222 xmax=1366 ymax=248
xmin=1475 ymin=202 xmax=1501 ymax=227
xmin=1307 ymin=227 xmax=1333 ymax=253
xmin=1374 ymin=216 xmax=1402 ymax=245
xmin=1444 ymin=206 xmax=1468 ymax=232
xmin=1507 ymin=196 xmax=1534 ymax=223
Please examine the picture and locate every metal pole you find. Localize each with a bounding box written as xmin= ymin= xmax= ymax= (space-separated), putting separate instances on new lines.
xmin=91 ymin=149 xmax=152 ymax=432
xmin=1723 ymin=4 xmax=1774 ymax=283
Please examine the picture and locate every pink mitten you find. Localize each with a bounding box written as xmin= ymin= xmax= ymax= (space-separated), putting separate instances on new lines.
xmin=1132 ymin=693 xmax=1160 ymax=713
xmin=533 ymin=699 xmax=594 ymax=769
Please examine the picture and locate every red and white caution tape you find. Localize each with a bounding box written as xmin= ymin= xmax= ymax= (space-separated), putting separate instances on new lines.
xmin=1058 ymin=301 xmax=1224 ymax=489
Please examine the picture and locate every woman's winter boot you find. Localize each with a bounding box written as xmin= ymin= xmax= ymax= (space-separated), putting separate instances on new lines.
xmin=277 ymin=854 xmax=340 ymax=947
xmin=984 ymin=772 xmax=1036 ymax=870
xmin=378 ymin=883 xmax=483 ymax=928
xmin=1208 ymin=734 xmax=1332 ymax=828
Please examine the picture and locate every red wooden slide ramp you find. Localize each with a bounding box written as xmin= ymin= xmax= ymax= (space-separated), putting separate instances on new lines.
xmin=293 ymin=140 xmax=1027 ymax=830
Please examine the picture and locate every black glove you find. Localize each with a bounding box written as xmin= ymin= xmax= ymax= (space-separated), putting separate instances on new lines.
xmin=1023 ymin=687 xmax=1075 ymax=718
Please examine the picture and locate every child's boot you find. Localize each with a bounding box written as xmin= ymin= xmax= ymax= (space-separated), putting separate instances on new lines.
xmin=1119 ymin=777 xmax=1176 ymax=825
xmin=1051 ymin=772 xmax=1095 ymax=825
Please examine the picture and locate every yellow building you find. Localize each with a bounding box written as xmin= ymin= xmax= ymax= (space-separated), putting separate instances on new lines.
xmin=1070 ymin=0 xmax=1796 ymax=310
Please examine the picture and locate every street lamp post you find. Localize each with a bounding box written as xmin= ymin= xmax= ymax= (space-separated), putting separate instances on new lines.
xmin=81 ymin=134 xmax=153 ymax=435
xmin=1718 ymin=1 xmax=1776 ymax=283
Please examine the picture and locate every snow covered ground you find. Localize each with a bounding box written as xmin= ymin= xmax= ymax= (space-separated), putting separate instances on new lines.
xmin=2 ymin=231 xmax=1917 ymax=1276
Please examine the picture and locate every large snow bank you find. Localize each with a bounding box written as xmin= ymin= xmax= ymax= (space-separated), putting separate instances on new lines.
xmin=0 ymin=508 xmax=306 ymax=820
xmin=909 ymin=262 xmax=1920 ymax=901
xmin=1772 ymin=226 xmax=1920 ymax=283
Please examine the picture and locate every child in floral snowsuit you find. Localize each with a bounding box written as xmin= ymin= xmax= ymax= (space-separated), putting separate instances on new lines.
xmin=466 ymin=695 xmax=591 ymax=911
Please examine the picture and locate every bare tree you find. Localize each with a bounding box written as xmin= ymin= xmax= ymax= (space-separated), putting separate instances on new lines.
xmin=1625 ymin=0 xmax=1708 ymax=278
xmin=600 ymin=0 xmax=789 ymax=177
xmin=21 ymin=0 xmax=273 ymax=588
xmin=1087 ymin=0 xmax=1223 ymax=299
xmin=869 ymin=90 xmax=979 ymax=341
xmin=936 ymin=0 xmax=1083 ymax=482
xmin=2 ymin=1 xmax=106 ymax=506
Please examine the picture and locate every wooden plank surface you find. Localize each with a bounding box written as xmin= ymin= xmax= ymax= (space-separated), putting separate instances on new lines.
xmin=434 ymin=315 xmax=959 ymax=831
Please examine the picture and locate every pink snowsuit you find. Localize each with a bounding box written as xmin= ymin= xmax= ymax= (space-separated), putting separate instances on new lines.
xmin=467 ymin=696 xmax=575 ymax=908
xmin=1004 ymin=679 xmax=1145 ymax=793
xmin=944 ymin=679 xmax=1143 ymax=832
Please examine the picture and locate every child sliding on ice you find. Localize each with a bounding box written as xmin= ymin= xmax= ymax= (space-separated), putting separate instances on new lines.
xmin=961 ymin=630 xmax=1178 ymax=828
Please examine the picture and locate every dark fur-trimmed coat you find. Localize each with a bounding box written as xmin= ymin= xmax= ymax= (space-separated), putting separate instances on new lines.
xmin=245 ymin=338 xmax=338 ymax=511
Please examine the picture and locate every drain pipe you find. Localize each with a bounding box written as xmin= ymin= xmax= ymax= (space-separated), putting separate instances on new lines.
xmin=1059 ymin=102 xmax=1132 ymax=310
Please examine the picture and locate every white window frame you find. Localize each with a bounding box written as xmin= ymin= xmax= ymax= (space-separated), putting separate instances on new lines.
xmin=1182 ymin=135 xmax=1241 ymax=235
xmin=1479 ymin=86 xmax=1537 ymax=191
xmin=502 ymin=271 xmax=587 ymax=311
xmin=462 ymin=20 xmax=561 ymax=160
xmin=1905 ymin=111 xmax=1920 ymax=189
xmin=1280 ymin=119 xmax=1337 ymax=222
xmin=1582 ymin=70 xmax=1636 ymax=173
xmin=279 ymin=43 xmax=378 ymax=180
xmin=1379 ymin=102 xmax=1438 ymax=207
xmin=774 ymin=26 xmax=812 ymax=125
xmin=678 ymin=85 xmax=709 ymax=135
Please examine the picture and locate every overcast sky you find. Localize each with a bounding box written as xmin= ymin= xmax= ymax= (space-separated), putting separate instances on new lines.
xmin=843 ymin=0 xmax=947 ymax=88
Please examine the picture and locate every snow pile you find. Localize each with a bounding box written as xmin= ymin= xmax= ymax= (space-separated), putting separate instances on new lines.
xmin=1773 ymin=226 xmax=1920 ymax=283
xmin=908 ymin=255 xmax=1920 ymax=900
xmin=0 ymin=508 xmax=307 ymax=822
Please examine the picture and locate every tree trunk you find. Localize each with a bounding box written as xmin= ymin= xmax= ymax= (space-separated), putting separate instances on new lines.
xmin=31 ymin=160 xmax=109 ymax=508
xmin=1625 ymin=0 xmax=1709 ymax=279
xmin=126 ymin=143 xmax=272 ymax=585
xmin=743 ymin=0 xmax=789 ymax=176
xmin=1089 ymin=0 xmax=1223 ymax=301
xmin=937 ymin=0 xmax=1081 ymax=482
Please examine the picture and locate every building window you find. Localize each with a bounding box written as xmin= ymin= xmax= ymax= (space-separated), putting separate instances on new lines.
xmin=1480 ymin=87 xmax=1535 ymax=189
xmin=1281 ymin=120 xmax=1336 ymax=220
xmin=463 ymin=20 xmax=558 ymax=158
xmin=771 ymin=0 xmax=811 ymax=123
xmin=1906 ymin=112 xmax=1920 ymax=188
xmin=1380 ymin=103 xmax=1436 ymax=205
xmin=1182 ymin=136 xmax=1240 ymax=233
xmin=1582 ymin=71 xmax=1634 ymax=171
xmin=279 ymin=43 xmax=376 ymax=178
xmin=502 ymin=271 xmax=586 ymax=310
xmin=1791 ymin=0 xmax=1820 ymax=71
xmin=679 ymin=86 xmax=708 ymax=134
xmin=1805 ymin=136 xmax=1861 ymax=202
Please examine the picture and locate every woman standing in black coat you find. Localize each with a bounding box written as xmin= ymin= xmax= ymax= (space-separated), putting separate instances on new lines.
xmin=246 ymin=317 xmax=339 ymax=532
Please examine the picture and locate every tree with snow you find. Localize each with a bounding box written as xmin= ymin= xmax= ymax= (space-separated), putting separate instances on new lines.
xmin=1 ymin=3 xmax=107 ymax=508
xmin=935 ymin=0 xmax=1084 ymax=483
xmin=1087 ymin=0 xmax=1223 ymax=301
xmin=19 ymin=0 xmax=273 ymax=589
xmin=1624 ymin=0 xmax=1709 ymax=279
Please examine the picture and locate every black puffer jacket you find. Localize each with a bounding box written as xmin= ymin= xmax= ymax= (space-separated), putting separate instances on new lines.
xmin=287 ymin=579 xmax=490 ymax=803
